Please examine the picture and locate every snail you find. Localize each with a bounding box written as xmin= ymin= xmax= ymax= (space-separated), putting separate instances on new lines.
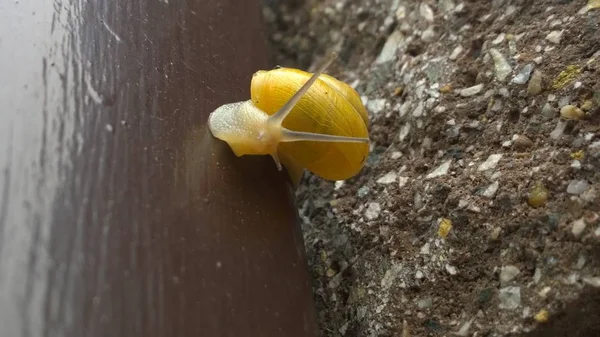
xmin=208 ymin=52 xmax=370 ymax=186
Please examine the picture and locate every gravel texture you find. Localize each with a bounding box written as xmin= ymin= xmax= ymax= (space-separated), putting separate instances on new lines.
xmin=263 ymin=0 xmax=600 ymax=336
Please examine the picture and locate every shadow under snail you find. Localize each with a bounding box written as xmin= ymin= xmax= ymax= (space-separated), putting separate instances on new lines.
xmin=208 ymin=52 xmax=370 ymax=186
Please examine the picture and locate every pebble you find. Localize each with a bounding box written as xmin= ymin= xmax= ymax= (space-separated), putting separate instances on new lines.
xmin=367 ymin=98 xmax=387 ymax=114
xmin=560 ymin=105 xmax=585 ymax=120
xmin=417 ymin=297 xmax=433 ymax=309
xmin=391 ymin=151 xmax=403 ymax=159
xmin=398 ymin=176 xmax=409 ymax=188
xmin=492 ymin=33 xmax=506 ymax=45
xmin=579 ymin=0 xmax=600 ymax=14
xmin=583 ymin=276 xmax=600 ymax=288
xmin=541 ymin=102 xmax=555 ymax=118
xmin=572 ymin=218 xmax=587 ymax=237
xmin=460 ymin=84 xmax=484 ymax=97
xmin=534 ymin=309 xmax=549 ymax=323
xmin=426 ymin=160 xmax=452 ymax=179
xmin=377 ymin=171 xmax=398 ymax=184
xmin=550 ymin=120 xmax=567 ymax=140
xmin=445 ymin=264 xmax=458 ymax=275
xmin=528 ymin=182 xmax=549 ymax=207
xmin=328 ymin=273 xmax=343 ymax=289
xmin=483 ymin=181 xmax=500 ymax=198
xmin=357 ymin=186 xmax=370 ymax=198
xmin=581 ymin=100 xmax=594 ymax=111
xmin=585 ymin=211 xmax=599 ymax=225
xmin=489 ymin=48 xmax=512 ymax=81
xmin=381 ymin=263 xmax=403 ymax=289
xmin=478 ymin=154 xmax=503 ymax=171
xmin=500 ymin=265 xmax=520 ymax=285
xmin=571 ymin=160 xmax=582 ymax=170
xmin=420 ymin=2 xmax=434 ymax=22
xmin=539 ymin=286 xmax=551 ymax=298
xmin=490 ymin=227 xmax=502 ymax=241
xmin=546 ymin=30 xmax=563 ymax=44
xmin=375 ymin=30 xmax=404 ymax=64
xmin=558 ymin=96 xmax=571 ymax=108
xmin=456 ymin=318 xmax=474 ymax=336
xmin=421 ymin=26 xmax=436 ymax=42
xmin=499 ymin=286 xmax=521 ymax=309
xmin=527 ymin=70 xmax=543 ymax=95
xmin=365 ymin=202 xmax=381 ymax=220
xmin=449 ymin=45 xmax=463 ymax=60
xmin=412 ymin=103 xmax=424 ymax=117
xmin=491 ymin=99 xmax=503 ymax=112
xmin=513 ymin=134 xmax=533 ymax=149
xmin=567 ymin=179 xmax=589 ymax=195
xmin=534 ymin=268 xmax=542 ymax=284
xmin=399 ymin=124 xmax=411 ymax=141
xmin=512 ymin=64 xmax=534 ymax=84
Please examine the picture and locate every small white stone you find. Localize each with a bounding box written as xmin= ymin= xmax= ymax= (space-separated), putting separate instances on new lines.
xmin=365 ymin=202 xmax=381 ymax=220
xmin=367 ymin=98 xmax=387 ymax=114
xmin=334 ymin=181 xmax=345 ymax=190
xmin=420 ymin=242 xmax=431 ymax=254
xmin=391 ymin=151 xmax=403 ymax=159
xmin=105 ymin=124 xmax=114 ymax=132
xmin=375 ymin=30 xmax=404 ymax=64
xmin=492 ymin=33 xmax=506 ymax=45
xmin=412 ymin=102 xmax=424 ymax=117
xmin=583 ymin=277 xmax=600 ymax=288
xmin=483 ymin=181 xmax=500 ymax=198
xmin=399 ymin=124 xmax=411 ymax=141
xmin=499 ymin=286 xmax=521 ymax=309
xmin=488 ymin=48 xmax=512 ymax=81
xmin=455 ymin=318 xmax=474 ymax=337
xmin=445 ymin=264 xmax=458 ymax=275
xmin=449 ymin=45 xmax=463 ymax=60
xmin=550 ymin=120 xmax=567 ymax=140
xmin=377 ymin=171 xmax=398 ymax=184
xmin=539 ymin=286 xmax=551 ymax=298
xmin=545 ymin=30 xmax=563 ymax=44
xmin=420 ymin=2 xmax=435 ymax=22
xmin=460 ymin=84 xmax=484 ymax=97
xmin=500 ymin=265 xmax=520 ymax=285
xmin=572 ymin=218 xmax=587 ymax=237
xmin=426 ymin=160 xmax=452 ymax=179
xmin=534 ymin=268 xmax=542 ymax=283
xmin=398 ymin=176 xmax=409 ymax=188
xmin=421 ymin=26 xmax=436 ymax=42
xmin=478 ymin=154 xmax=503 ymax=171
xmin=381 ymin=263 xmax=403 ymax=289
xmin=567 ymin=180 xmax=590 ymax=195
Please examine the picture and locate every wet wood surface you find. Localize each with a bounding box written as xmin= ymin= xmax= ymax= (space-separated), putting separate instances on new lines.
xmin=0 ymin=1 xmax=318 ymax=336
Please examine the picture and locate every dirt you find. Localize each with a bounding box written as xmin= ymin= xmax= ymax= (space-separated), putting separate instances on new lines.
xmin=262 ymin=0 xmax=600 ymax=336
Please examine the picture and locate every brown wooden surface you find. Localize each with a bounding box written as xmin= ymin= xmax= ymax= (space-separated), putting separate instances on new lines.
xmin=0 ymin=1 xmax=319 ymax=336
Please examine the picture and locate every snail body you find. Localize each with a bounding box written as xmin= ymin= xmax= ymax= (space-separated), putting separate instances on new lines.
xmin=208 ymin=53 xmax=370 ymax=185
